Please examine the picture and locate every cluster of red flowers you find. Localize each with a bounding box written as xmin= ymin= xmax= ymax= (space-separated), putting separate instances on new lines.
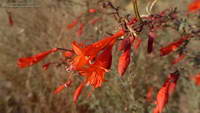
xmin=17 ymin=1 xmax=200 ymax=112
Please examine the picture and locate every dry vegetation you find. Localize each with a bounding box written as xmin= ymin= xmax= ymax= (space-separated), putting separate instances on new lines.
xmin=0 ymin=0 xmax=200 ymax=113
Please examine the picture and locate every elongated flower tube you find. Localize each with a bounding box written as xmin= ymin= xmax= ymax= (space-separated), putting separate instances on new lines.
xmin=160 ymin=36 xmax=188 ymax=56
xmin=73 ymin=83 xmax=85 ymax=104
xmin=118 ymin=38 xmax=131 ymax=77
xmin=17 ymin=48 xmax=58 ymax=68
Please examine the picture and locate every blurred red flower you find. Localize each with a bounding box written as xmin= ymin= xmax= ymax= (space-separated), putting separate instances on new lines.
xmin=188 ymin=0 xmax=200 ymax=12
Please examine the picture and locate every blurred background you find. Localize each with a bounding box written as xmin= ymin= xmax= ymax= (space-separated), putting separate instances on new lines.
xmin=0 ymin=0 xmax=200 ymax=113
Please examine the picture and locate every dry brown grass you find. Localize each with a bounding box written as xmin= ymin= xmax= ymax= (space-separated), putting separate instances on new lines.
xmin=0 ymin=0 xmax=200 ymax=113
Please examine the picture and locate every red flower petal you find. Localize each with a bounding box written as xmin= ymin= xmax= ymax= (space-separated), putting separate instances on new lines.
xmin=83 ymin=29 xmax=125 ymax=58
xmin=73 ymin=83 xmax=85 ymax=104
xmin=95 ymin=46 xmax=113 ymax=70
xmin=118 ymin=38 xmax=131 ymax=51
xmin=17 ymin=48 xmax=58 ymax=68
xmin=118 ymin=48 xmax=131 ymax=76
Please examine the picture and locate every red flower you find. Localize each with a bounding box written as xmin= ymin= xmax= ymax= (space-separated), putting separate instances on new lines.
xmin=79 ymin=46 xmax=113 ymax=88
xmin=54 ymin=80 xmax=72 ymax=94
xmin=171 ymin=54 xmax=185 ymax=64
xmin=167 ymin=72 xmax=180 ymax=95
xmin=85 ymin=29 xmax=125 ymax=55
xmin=71 ymin=41 xmax=88 ymax=70
xmin=118 ymin=38 xmax=131 ymax=51
xmin=71 ymin=30 xmax=125 ymax=70
xmin=67 ymin=20 xmax=78 ymax=29
xmin=147 ymin=32 xmax=157 ymax=53
xmin=153 ymin=82 xmax=170 ymax=113
xmin=160 ymin=36 xmax=189 ymax=56
xmin=153 ymin=72 xmax=179 ymax=113
xmin=118 ymin=47 xmax=131 ymax=76
xmin=146 ymin=87 xmax=154 ymax=102
xmin=133 ymin=37 xmax=142 ymax=54
xmin=88 ymin=9 xmax=97 ymax=13
xmin=188 ymin=0 xmax=200 ymax=12
xmin=17 ymin=48 xmax=58 ymax=68
xmin=191 ymin=72 xmax=200 ymax=86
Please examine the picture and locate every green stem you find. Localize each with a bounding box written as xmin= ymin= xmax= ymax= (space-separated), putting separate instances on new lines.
xmin=132 ymin=0 xmax=143 ymax=23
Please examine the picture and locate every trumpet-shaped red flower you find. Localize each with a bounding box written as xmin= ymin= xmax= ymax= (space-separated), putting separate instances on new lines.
xmin=79 ymin=46 xmax=112 ymax=88
xmin=153 ymin=72 xmax=179 ymax=113
xmin=17 ymin=48 xmax=58 ymax=68
xmin=71 ymin=30 xmax=125 ymax=70
xmin=160 ymin=36 xmax=189 ymax=56
xmin=153 ymin=82 xmax=170 ymax=113
xmin=188 ymin=0 xmax=200 ymax=12
xmin=118 ymin=45 xmax=131 ymax=76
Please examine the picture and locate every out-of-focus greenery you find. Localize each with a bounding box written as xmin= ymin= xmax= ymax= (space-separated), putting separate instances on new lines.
xmin=0 ymin=0 xmax=199 ymax=113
